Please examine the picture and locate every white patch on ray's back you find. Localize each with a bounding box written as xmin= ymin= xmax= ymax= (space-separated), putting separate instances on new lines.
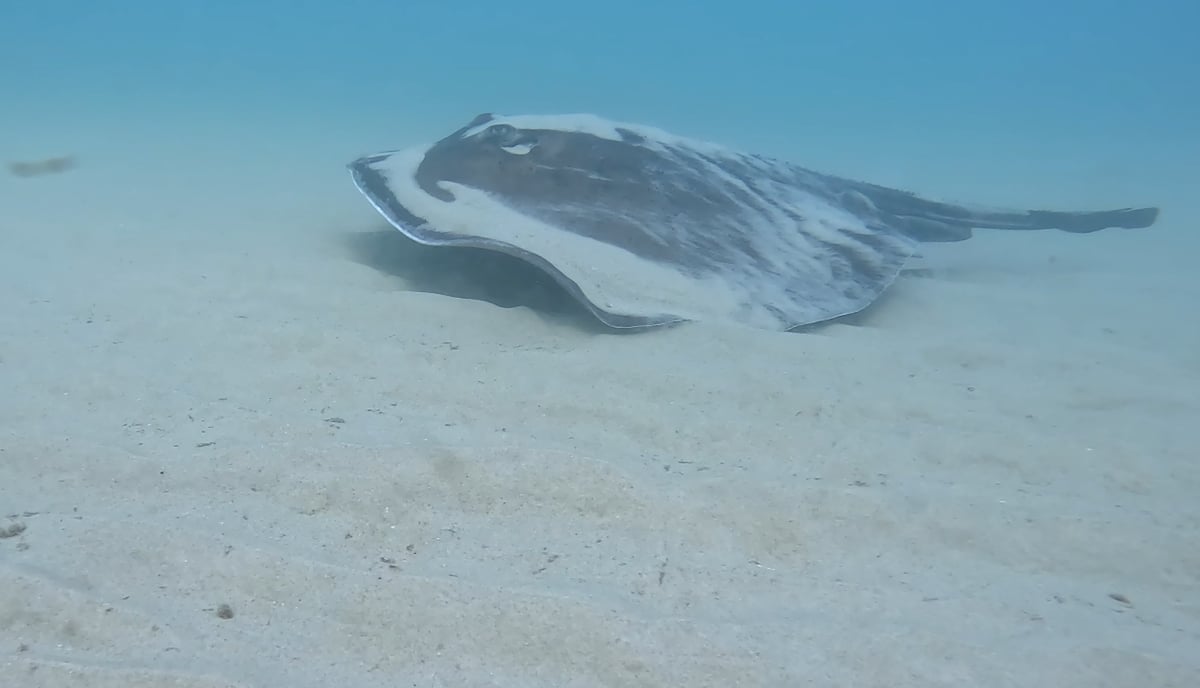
xmin=473 ymin=113 xmax=908 ymax=285
xmin=369 ymin=147 xmax=752 ymax=326
xmin=615 ymin=139 xmax=917 ymax=326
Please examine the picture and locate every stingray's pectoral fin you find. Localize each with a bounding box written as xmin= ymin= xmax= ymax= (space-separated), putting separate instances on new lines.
xmin=1025 ymin=207 xmax=1159 ymax=232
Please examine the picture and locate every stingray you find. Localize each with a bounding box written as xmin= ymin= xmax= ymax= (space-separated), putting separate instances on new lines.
xmin=347 ymin=113 xmax=1159 ymax=331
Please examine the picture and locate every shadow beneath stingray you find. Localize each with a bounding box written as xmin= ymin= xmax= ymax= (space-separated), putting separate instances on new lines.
xmin=340 ymin=227 xmax=912 ymax=336
xmin=340 ymin=228 xmax=632 ymax=334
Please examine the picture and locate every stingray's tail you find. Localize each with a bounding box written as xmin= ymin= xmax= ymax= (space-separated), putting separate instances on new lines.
xmin=839 ymin=180 xmax=1161 ymax=243
xmin=960 ymin=206 xmax=1160 ymax=233
xmin=899 ymin=206 xmax=1160 ymax=243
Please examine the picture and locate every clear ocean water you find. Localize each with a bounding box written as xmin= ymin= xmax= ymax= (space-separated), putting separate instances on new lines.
xmin=5 ymin=1 xmax=1196 ymax=193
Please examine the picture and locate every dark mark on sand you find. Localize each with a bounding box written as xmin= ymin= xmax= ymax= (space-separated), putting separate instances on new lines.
xmin=0 ymin=522 xmax=27 ymax=539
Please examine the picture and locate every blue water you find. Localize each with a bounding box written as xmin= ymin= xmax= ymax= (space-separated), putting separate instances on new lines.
xmin=5 ymin=1 xmax=1196 ymax=168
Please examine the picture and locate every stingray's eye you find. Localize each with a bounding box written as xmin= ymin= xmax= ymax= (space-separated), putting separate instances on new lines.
xmin=485 ymin=124 xmax=521 ymax=146
xmin=484 ymin=123 xmax=538 ymax=155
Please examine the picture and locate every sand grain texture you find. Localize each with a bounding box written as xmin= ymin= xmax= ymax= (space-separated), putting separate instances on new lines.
xmin=1 ymin=127 xmax=1197 ymax=687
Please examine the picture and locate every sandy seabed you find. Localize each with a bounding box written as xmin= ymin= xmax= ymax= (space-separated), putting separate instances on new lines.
xmin=1 ymin=120 xmax=1197 ymax=688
